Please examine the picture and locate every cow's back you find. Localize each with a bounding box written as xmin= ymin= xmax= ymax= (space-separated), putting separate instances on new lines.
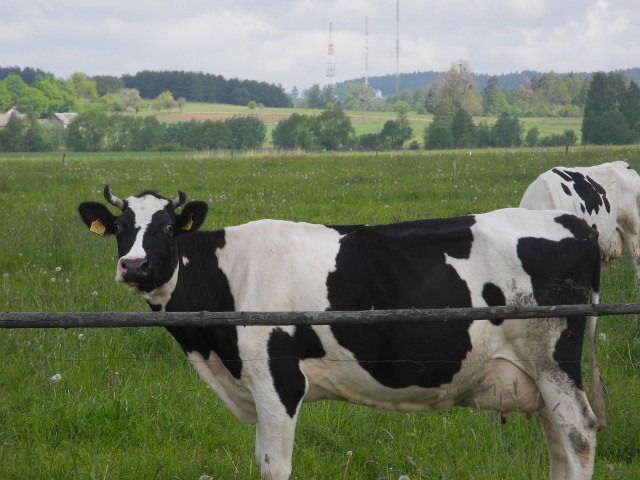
xmin=520 ymin=161 xmax=640 ymax=265
xmin=328 ymin=208 xmax=598 ymax=311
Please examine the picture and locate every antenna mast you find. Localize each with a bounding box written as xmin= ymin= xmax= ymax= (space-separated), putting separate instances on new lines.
xmin=395 ymin=0 xmax=400 ymax=93
xmin=365 ymin=16 xmax=369 ymax=86
xmin=326 ymin=22 xmax=336 ymax=99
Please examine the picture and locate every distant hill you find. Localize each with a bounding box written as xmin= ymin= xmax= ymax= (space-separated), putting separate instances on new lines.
xmin=339 ymin=68 xmax=640 ymax=96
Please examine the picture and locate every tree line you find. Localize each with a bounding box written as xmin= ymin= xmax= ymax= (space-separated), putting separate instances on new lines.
xmin=337 ymin=67 xmax=640 ymax=98
xmin=119 ymin=71 xmax=292 ymax=108
xmin=322 ymin=61 xmax=589 ymax=118
xmin=0 ymin=67 xmax=293 ymax=116
xmin=0 ymin=112 xmax=268 ymax=152
xmin=1 ymin=64 xmax=639 ymax=152
xmin=582 ymin=71 xmax=640 ymax=145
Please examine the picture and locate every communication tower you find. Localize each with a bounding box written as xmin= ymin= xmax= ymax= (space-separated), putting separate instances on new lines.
xmin=365 ymin=16 xmax=369 ymax=86
xmin=326 ymin=22 xmax=336 ymax=96
xmin=395 ymin=0 xmax=400 ymax=93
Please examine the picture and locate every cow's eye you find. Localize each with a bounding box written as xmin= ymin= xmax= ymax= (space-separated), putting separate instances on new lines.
xmin=163 ymin=224 xmax=174 ymax=235
xmin=113 ymin=224 xmax=123 ymax=235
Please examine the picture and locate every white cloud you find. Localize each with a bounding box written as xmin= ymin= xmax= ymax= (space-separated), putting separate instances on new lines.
xmin=0 ymin=0 xmax=638 ymax=90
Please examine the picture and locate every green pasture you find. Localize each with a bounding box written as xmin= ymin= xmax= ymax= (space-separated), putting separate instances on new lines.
xmin=1 ymin=146 xmax=639 ymax=479
xmin=152 ymin=102 xmax=582 ymax=146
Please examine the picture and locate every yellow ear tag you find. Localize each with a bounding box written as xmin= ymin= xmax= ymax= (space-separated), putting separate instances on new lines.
xmin=181 ymin=214 xmax=194 ymax=231
xmin=90 ymin=219 xmax=106 ymax=236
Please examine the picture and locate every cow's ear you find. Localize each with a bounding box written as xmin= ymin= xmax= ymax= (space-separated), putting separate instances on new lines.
xmin=78 ymin=202 xmax=117 ymax=236
xmin=175 ymin=201 xmax=208 ymax=234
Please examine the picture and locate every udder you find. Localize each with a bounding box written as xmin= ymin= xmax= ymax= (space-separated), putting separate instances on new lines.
xmin=460 ymin=359 xmax=545 ymax=414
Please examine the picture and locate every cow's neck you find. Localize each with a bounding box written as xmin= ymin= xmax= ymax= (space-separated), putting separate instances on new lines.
xmin=149 ymin=230 xmax=241 ymax=378
xmin=141 ymin=267 xmax=179 ymax=311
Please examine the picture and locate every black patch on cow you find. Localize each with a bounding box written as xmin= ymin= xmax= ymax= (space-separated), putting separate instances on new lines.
xmin=164 ymin=230 xmax=243 ymax=379
xmin=482 ymin=282 xmax=506 ymax=326
xmin=328 ymin=224 xmax=365 ymax=235
xmin=516 ymin=214 xmax=599 ymax=383
xmin=552 ymin=316 xmax=586 ymax=389
xmin=327 ymin=216 xmax=476 ymax=389
xmin=113 ymin=208 xmax=140 ymax=259
xmin=586 ymin=176 xmax=611 ymax=213
xmin=517 ymin=214 xmax=598 ymax=306
xmin=552 ymin=168 xmax=573 ymax=182
xmin=553 ymin=169 xmax=611 ymax=215
xmin=267 ymin=325 xmax=326 ymax=417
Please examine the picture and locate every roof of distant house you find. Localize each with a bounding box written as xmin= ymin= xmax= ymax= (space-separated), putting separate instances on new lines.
xmin=0 ymin=107 xmax=26 ymax=127
xmin=51 ymin=112 xmax=78 ymax=125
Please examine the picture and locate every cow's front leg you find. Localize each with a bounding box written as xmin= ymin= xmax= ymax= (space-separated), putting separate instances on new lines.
xmin=243 ymin=325 xmax=311 ymax=479
xmin=254 ymin=405 xmax=299 ymax=480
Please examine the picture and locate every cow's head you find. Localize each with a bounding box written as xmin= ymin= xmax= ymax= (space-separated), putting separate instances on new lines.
xmin=78 ymin=185 xmax=208 ymax=292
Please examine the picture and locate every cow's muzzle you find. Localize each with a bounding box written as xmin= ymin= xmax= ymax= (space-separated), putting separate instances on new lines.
xmin=118 ymin=257 xmax=151 ymax=284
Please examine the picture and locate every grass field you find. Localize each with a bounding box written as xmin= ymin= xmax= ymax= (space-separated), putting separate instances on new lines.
xmin=152 ymin=102 xmax=583 ymax=146
xmin=1 ymin=146 xmax=639 ymax=479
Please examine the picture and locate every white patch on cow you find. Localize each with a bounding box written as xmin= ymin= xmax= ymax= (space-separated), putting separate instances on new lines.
xmin=446 ymin=208 xmax=572 ymax=307
xmin=185 ymin=350 xmax=257 ymax=424
xmin=122 ymin=194 xmax=170 ymax=260
xmin=139 ymin=266 xmax=179 ymax=309
xmin=215 ymin=220 xmax=343 ymax=311
xmin=181 ymin=256 xmax=189 ymax=266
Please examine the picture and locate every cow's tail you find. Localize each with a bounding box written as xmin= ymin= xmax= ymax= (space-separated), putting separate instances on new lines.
xmin=587 ymin=255 xmax=608 ymax=430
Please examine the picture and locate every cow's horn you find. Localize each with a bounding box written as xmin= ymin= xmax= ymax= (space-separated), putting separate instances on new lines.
xmin=172 ymin=190 xmax=187 ymax=209
xmin=103 ymin=185 xmax=125 ymax=210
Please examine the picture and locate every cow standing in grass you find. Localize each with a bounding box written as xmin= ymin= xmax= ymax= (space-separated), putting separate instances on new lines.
xmin=79 ymin=186 xmax=606 ymax=480
xmin=520 ymin=160 xmax=640 ymax=277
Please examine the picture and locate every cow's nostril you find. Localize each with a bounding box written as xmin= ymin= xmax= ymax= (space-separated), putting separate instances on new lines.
xmin=121 ymin=258 xmax=150 ymax=276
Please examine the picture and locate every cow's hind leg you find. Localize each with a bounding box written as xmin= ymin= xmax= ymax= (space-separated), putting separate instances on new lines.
xmin=536 ymin=377 xmax=598 ymax=480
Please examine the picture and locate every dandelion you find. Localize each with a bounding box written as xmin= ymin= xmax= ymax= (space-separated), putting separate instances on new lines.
xmin=2 ymin=273 xmax=8 ymax=279
xmin=91 ymin=291 xmax=98 ymax=297
xmin=50 ymin=277 xmax=56 ymax=283
xmin=49 ymin=373 xmax=62 ymax=383
xmin=599 ymin=332 xmax=607 ymax=342
xmin=55 ymin=267 xmax=62 ymax=273
xmin=78 ymin=333 xmax=85 ymax=340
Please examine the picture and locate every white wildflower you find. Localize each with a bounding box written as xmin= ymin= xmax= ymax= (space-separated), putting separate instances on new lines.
xmin=50 ymin=277 xmax=56 ymax=283
xmin=49 ymin=373 xmax=62 ymax=383
xmin=599 ymin=333 xmax=607 ymax=342
xmin=55 ymin=267 xmax=62 ymax=272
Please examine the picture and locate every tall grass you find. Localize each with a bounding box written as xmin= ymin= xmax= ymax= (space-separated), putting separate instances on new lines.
xmin=1 ymin=146 xmax=639 ymax=479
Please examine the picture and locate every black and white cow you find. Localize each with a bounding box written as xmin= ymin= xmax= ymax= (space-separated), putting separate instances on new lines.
xmin=520 ymin=161 xmax=640 ymax=277
xmin=78 ymin=186 xmax=606 ymax=480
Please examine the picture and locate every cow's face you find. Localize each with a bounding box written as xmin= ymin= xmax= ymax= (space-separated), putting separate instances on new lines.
xmin=78 ymin=186 xmax=208 ymax=293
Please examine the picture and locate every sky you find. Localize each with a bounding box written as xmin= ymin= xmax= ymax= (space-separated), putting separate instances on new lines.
xmin=2 ymin=0 xmax=639 ymax=92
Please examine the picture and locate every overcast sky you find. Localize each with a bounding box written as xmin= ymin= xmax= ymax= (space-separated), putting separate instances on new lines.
xmin=2 ymin=0 xmax=639 ymax=92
